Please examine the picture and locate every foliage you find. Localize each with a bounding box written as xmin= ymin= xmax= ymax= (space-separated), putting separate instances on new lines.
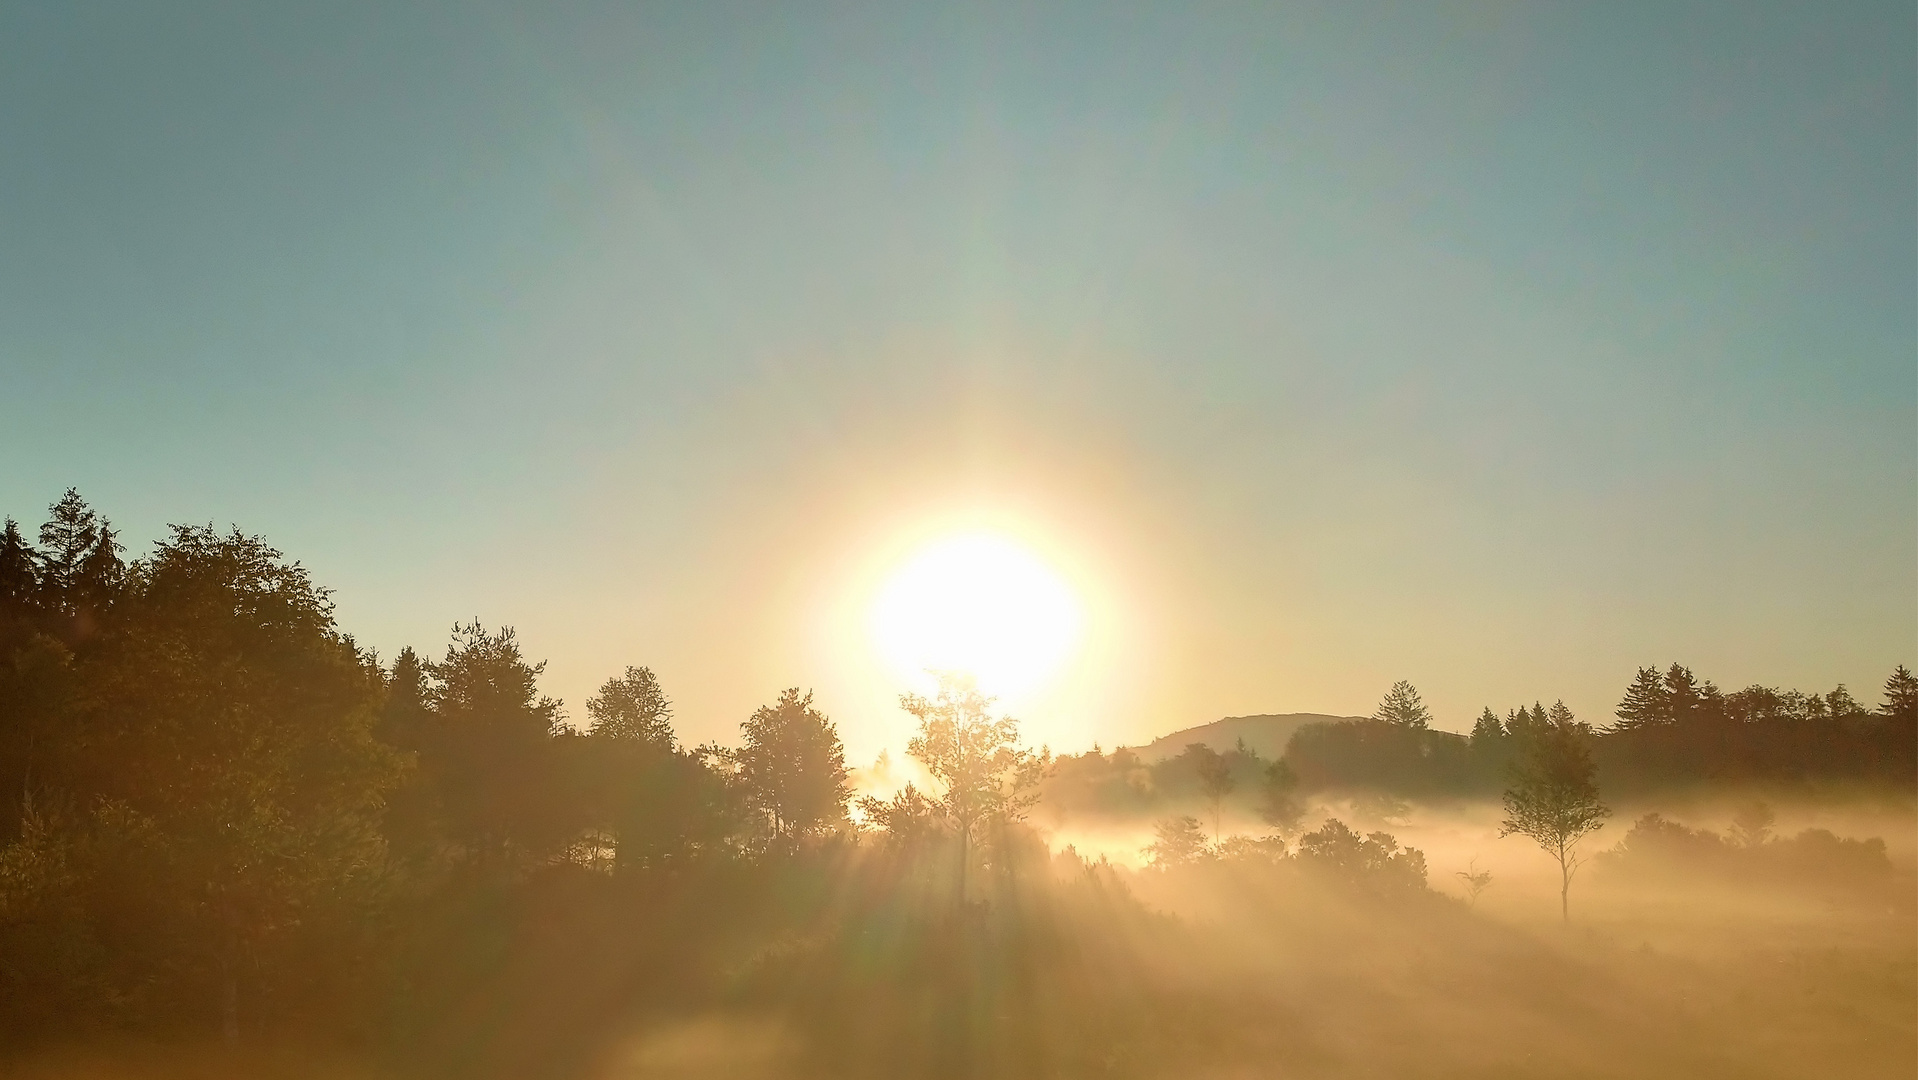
xmin=1598 ymin=812 xmax=1893 ymax=896
xmin=1292 ymin=819 xmax=1428 ymax=893
xmin=1144 ymin=815 xmax=1210 ymax=868
xmin=730 ymin=687 xmax=851 ymax=845
xmin=1500 ymin=702 xmax=1608 ymax=922
xmin=1191 ymin=742 xmax=1235 ymax=837
xmin=585 ymin=665 xmax=674 ymax=749
xmin=1373 ymin=679 xmax=1432 ymax=728
xmin=894 ymin=673 xmax=1051 ymax=898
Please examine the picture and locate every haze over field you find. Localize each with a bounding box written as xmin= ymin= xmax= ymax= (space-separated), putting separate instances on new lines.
xmin=0 ymin=2 xmax=1913 ymax=1078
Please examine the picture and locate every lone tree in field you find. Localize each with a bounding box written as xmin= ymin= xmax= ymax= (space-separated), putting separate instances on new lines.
xmin=1500 ymin=701 xmax=1609 ymax=923
xmin=900 ymin=673 xmax=1051 ymax=904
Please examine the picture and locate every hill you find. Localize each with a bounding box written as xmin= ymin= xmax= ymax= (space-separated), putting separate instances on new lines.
xmin=1130 ymin=712 xmax=1365 ymax=762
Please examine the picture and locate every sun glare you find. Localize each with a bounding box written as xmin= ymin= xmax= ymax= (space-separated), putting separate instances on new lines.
xmin=869 ymin=532 xmax=1084 ymax=702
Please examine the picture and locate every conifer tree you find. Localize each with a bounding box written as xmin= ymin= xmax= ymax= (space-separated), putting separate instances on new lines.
xmin=1470 ymin=707 xmax=1505 ymax=747
xmin=1663 ymin=664 xmax=1704 ymax=724
xmin=1374 ymin=680 xmax=1432 ymax=729
xmin=1612 ymin=666 xmax=1669 ymax=730
xmin=71 ymin=522 xmax=125 ymax=612
xmin=34 ymin=489 xmax=100 ymax=610
xmin=1881 ymin=665 xmax=1918 ymax=725
xmin=0 ymin=518 xmax=36 ymax=607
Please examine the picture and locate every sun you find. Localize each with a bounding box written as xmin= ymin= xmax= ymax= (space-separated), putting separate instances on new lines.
xmin=869 ymin=531 xmax=1084 ymax=702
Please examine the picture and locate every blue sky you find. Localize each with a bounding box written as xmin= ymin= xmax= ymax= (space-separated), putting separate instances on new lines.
xmin=2 ymin=2 xmax=1911 ymax=755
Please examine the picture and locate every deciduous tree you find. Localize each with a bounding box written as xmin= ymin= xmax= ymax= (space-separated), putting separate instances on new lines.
xmin=733 ymin=688 xmax=850 ymax=845
xmin=899 ymin=673 xmax=1050 ymax=903
xmin=1500 ymin=701 xmax=1608 ymax=923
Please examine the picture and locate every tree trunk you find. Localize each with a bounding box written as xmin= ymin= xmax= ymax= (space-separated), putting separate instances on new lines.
xmin=1559 ymin=858 xmax=1571 ymax=924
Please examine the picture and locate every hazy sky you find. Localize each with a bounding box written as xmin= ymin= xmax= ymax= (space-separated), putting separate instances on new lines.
xmin=3 ymin=2 xmax=1912 ymax=758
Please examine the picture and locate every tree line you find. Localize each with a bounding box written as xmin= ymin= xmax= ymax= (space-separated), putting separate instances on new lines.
xmin=0 ymin=490 xmax=1905 ymax=1072
xmin=0 ymin=492 xmax=1055 ymax=1070
xmin=1044 ymin=668 xmax=1914 ymax=826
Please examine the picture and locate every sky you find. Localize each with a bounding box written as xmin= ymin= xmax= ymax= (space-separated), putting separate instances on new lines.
xmin=2 ymin=1 xmax=1912 ymax=760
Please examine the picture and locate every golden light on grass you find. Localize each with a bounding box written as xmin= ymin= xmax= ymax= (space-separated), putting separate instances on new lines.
xmin=868 ymin=531 xmax=1084 ymax=703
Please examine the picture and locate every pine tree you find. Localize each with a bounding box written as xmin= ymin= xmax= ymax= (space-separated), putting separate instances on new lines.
xmin=1470 ymin=707 xmax=1505 ymax=747
xmin=1663 ymin=664 xmax=1703 ymax=724
xmin=0 ymin=518 xmax=36 ymax=607
xmin=1612 ymin=666 xmax=1670 ymax=730
xmin=34 ymin=489 xmax=100 ymax=609
xmin=71 ymin=522 xmax=125 ymax=612
xmin=1374 ymin=680 xmax=1432 ymax=729
xmin=1881 ymin=665 xmax=1918 ymax=725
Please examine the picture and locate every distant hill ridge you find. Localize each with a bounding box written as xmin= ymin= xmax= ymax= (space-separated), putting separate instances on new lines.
xmin=1131 ymin=712 xmax=1367 ymax=762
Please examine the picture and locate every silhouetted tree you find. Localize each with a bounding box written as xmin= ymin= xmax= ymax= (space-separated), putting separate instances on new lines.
xmin=585 ymin=666 xmax=674 ymax=749
xmin=47 ymin=525 xmax=399 ymax=1038
xmin=1374 ymin=680 xmax=1431 ymax=728
xmin=424 ymin=622 xmax=571 ymax=869
xmin=1455 ymin=859 xmax=1492 ymax=906
xmin=1882 ymin=665 xmax=1918 ymax=725
xmin=857 ymin=783 xmax=944 ymax=850
xmin=1662 ymin=664 xmax=1709 ymax=726
xmin=33 ymin=490 xmax=99 ymax=606
xmin=1469 ymin=707 xmax=1505 ymax=747
xmin=1294 ymin=819 xmax=1428 ymax=892
xmin=1612 ymin=666 xmax=1669 ymax=730
xmin=900 ymin=673 xmax=1051 ymax=903
xmin=1500 ymin=701 xmax=1608 ymax=923
xmin=732 ymin=688 xmax=850 ymax=846
xmin=1144 ymin=815 xmax=1209 ymax=868
xmin=1191 ymin=743 xmax=1235 ymax=838
xmin=0 ymin=519 xmax=36 ymax=609
xmin=1258 ymin=758 xmax=1305 ymax=834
